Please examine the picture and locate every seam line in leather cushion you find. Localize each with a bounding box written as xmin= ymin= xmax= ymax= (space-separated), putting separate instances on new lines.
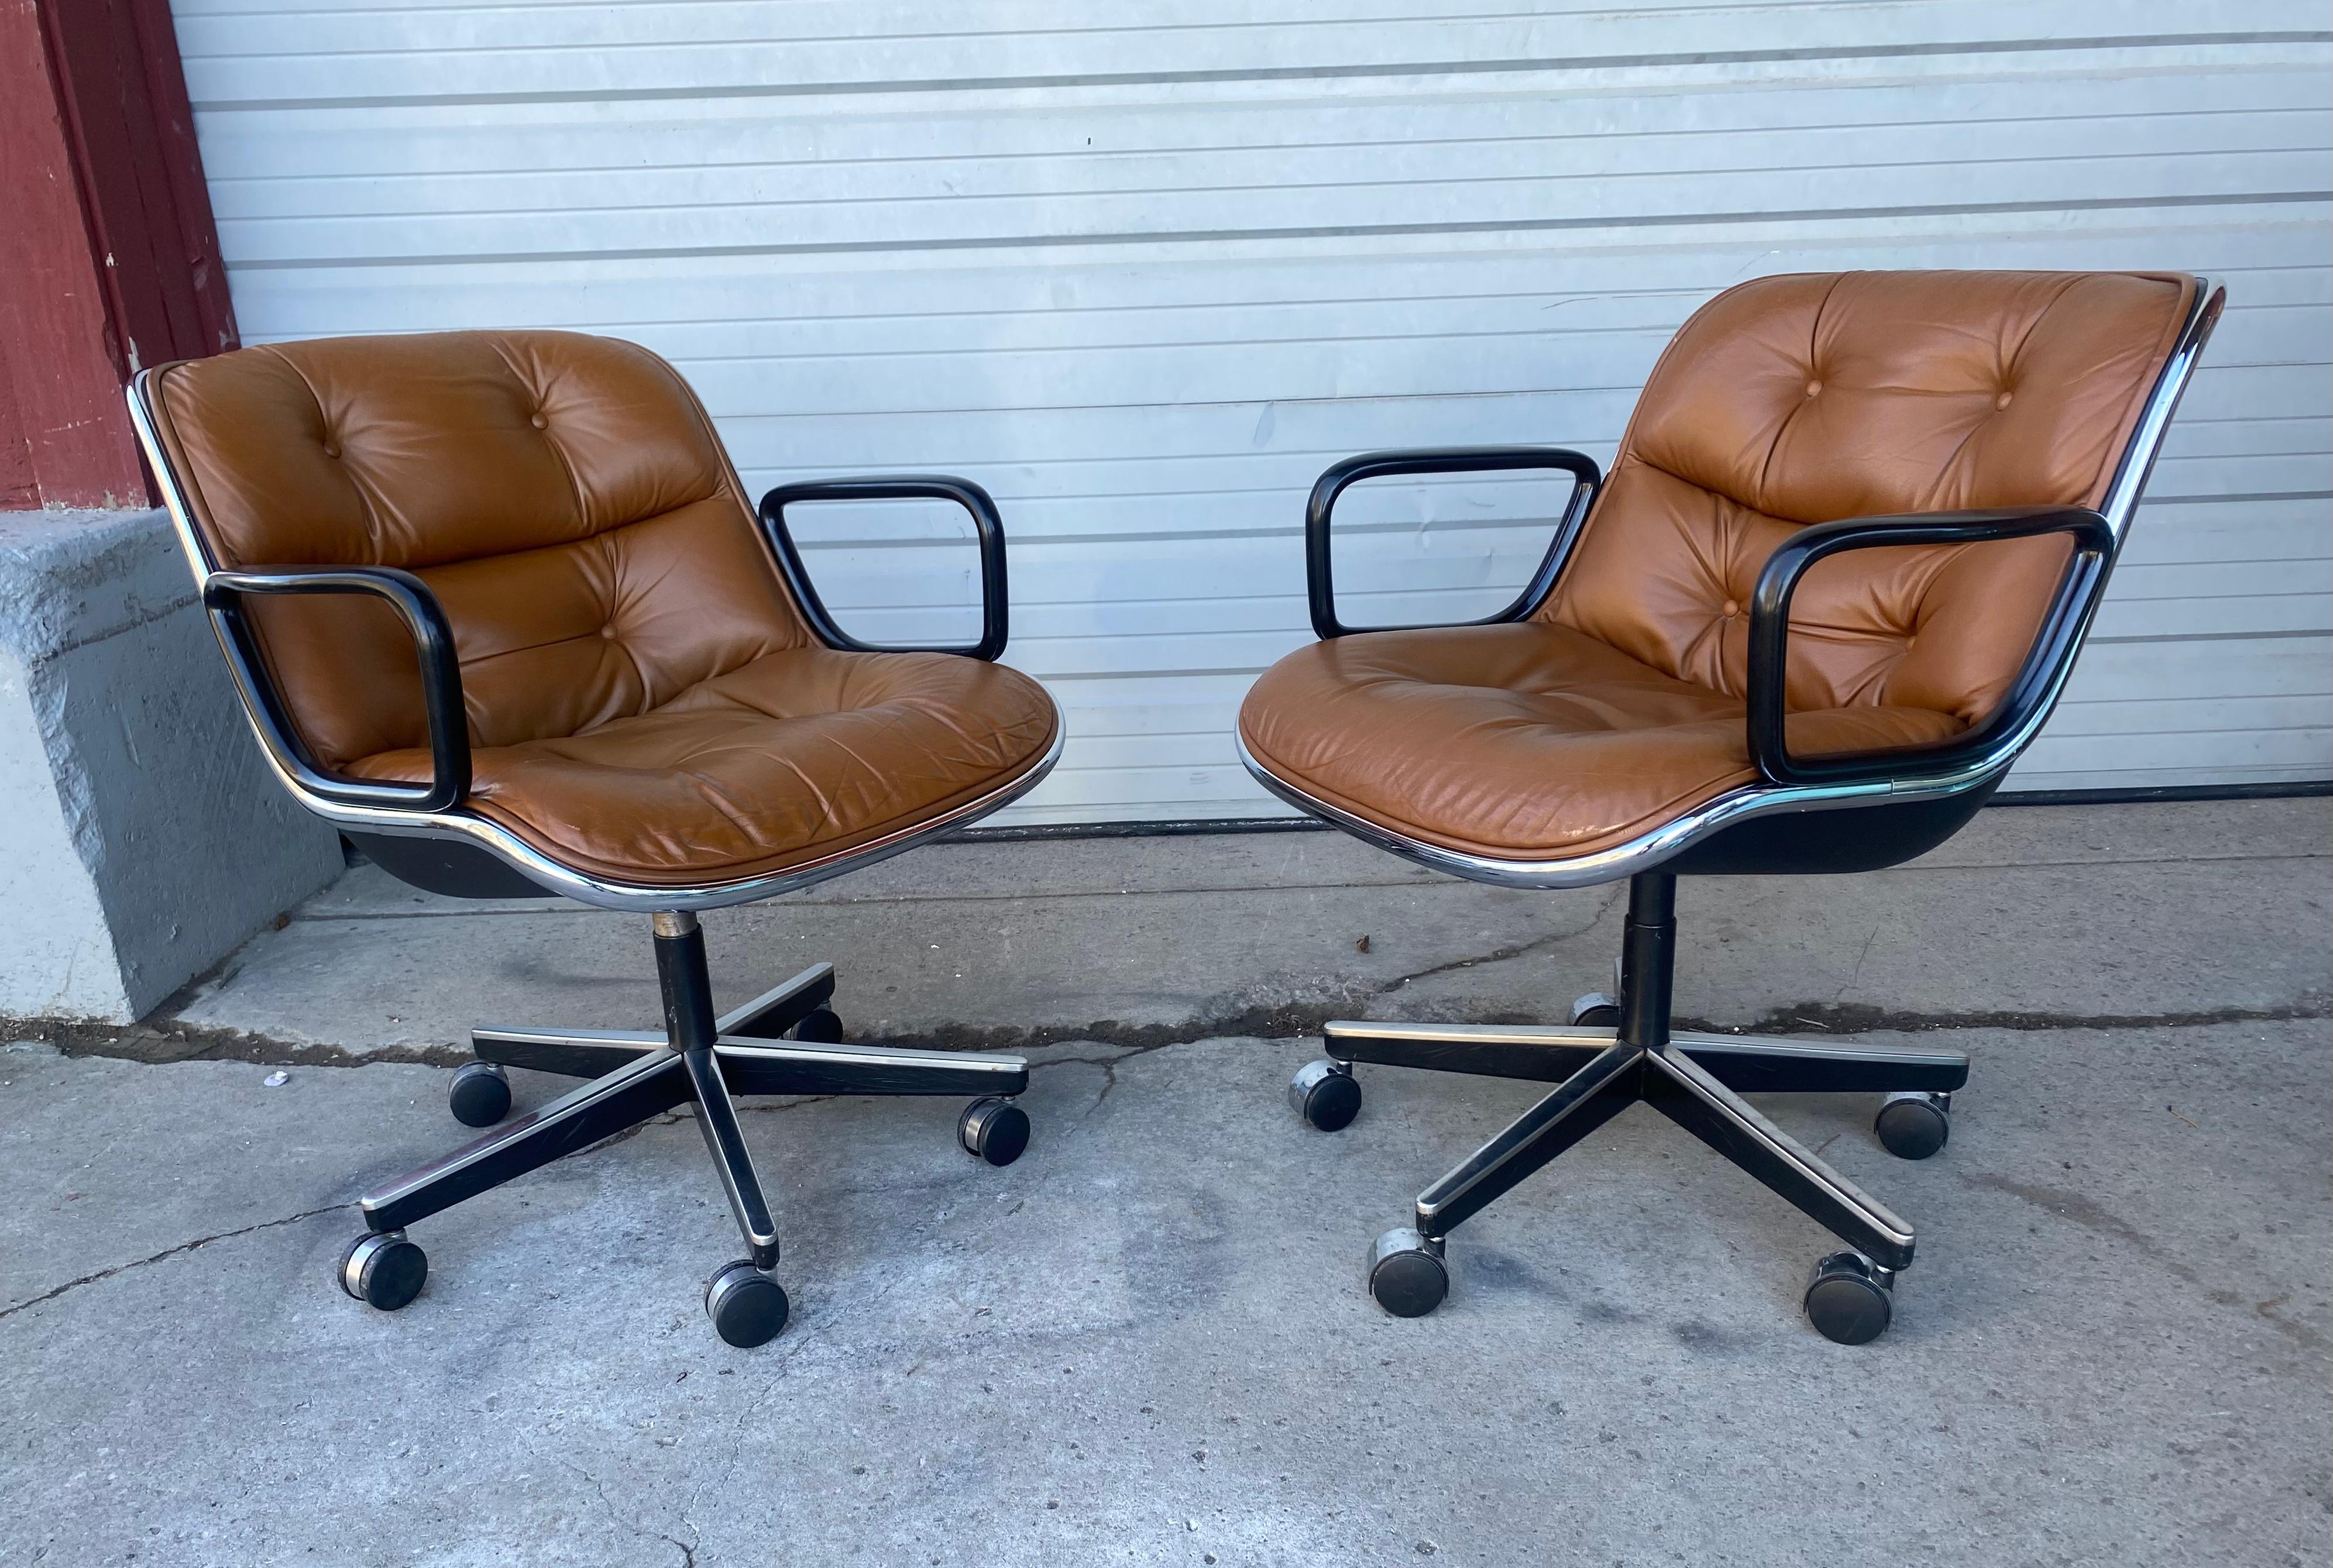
xmin=149 ymin=329 xmax=814 ymax=769
xmin=348 ymin=646 xmax=1060 ymax=886
xmin=1238 ymin=623 xmax=1959 ymax=862
xmin=148 ymin=326 xmax=1063 ymax=889
xmin=1542 ymin=271 xmax=2193 ymax=720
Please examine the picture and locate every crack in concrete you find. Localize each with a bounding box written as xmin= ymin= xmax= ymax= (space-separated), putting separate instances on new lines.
xmin=1836 ymin=926 xmax=1881 ymax=1005
xmin=7 ymin=1014 xmax=474 ymax=1067
xmin=682 ymin=1403 xmax=755 ymax=1561
xmin=13 ymin=989 xmax=2328 ymax=1074
xmin=1372 ymin=882 xmax=1628 ymax=993
xmin=0 ymin=1202 xmax=346 ymax=1321
xmin=0 ymin=1088 xmax=861 ymax=1324
xmin=556 ymin=1456 xmax=696 ymax=1568
xmin=12 ymin=859 xmax=2326 ymax=1088
xmin=9 ymin=883 xmax=1627 ymax=1070
xmin=1713 ymin=998 xmax=2331 ymax=1037
xmin=1037 ymin=1042 xmax=1174 ymax=1115
xmin=1966 ymin=1172 xmax=2329 ymax=1352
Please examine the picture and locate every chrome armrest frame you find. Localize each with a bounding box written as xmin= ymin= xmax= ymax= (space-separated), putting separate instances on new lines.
xmin=1241 ymin=278 xmax=2226 ymax=889
xmin=758 ymin=474 xmax=1009 ymax=661
xmin=126 ymin=371 xmax=1063 ymax=913
xmin=1305 ymin=446 xmax=1602 ymax=639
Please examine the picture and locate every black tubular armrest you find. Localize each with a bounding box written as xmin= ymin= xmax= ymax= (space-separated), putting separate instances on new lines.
xmin=1305 ymin=446 xmax=1602 ymax=639
xmin=758 ymin=476 xmax=1009 ymax=661
xmin=204 ymin=566 xmax=471 ymax=813
xmin=1746 ymin=506 xmax=2116 ymax=788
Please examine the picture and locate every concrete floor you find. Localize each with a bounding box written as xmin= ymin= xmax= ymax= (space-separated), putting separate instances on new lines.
xmin=80 ymin=795 xmax=2333 ymax=1062
xmin=2 ymin=798 xmax=2328 ymax=1566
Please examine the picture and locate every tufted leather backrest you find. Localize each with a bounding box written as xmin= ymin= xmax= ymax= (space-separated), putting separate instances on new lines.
xmin=1545 ymin=271 xmax=2195 ymax=725
xmin=146 ymin=331 xmax=810 ymax=766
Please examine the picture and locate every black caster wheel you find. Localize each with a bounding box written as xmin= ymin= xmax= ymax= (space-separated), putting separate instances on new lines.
xmin=1570 ymin=992 xmax=1621 ymax=1029
xmin=1804 ymin=1251 xmax=1894 ymax=1345
xmin=1289 ymin=1058 xmax=1362 ymax=1131
xmin=959 ymin=1096 xmax=1030 ymax=1167
xmin=338 ymin=1231 xmax=428 ymax=1311
xmin=705 ymin=1261 xmax=790 ymax=1348
xmin=790 ymin=1007 xmax=844 ymax=1044
xmin=447 ymin=1060 xmax=512 ymax=1127
xmin=1875 ymin=1092 xmax=1950 ymax=1160
xmin=1368 ymin=1228 xmax=1448 ymax=1318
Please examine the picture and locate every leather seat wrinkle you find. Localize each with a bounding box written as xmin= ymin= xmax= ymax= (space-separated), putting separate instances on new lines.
xmin=147 ymin=328 xmax=1060 ymax=888
xmin=1241 ymin=270 xmax=2195 ymax=862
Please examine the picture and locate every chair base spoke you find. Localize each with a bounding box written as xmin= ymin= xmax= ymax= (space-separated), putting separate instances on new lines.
xmin=342 ymin=937 xmax=1029 ymax=1345
xmin=1327 ymin=870 xmax=1951 ymax=1339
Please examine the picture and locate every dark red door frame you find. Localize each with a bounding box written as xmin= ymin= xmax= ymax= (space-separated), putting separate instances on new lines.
xmin=0 ymin=0 xmax=235 ymax=511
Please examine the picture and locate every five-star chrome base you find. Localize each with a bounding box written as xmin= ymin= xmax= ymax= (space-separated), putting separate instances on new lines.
xmin=335 ymin=911 xmax=1030 ymax=1346
xmin=1289 ymin=872 xmax=1964 ymax=1343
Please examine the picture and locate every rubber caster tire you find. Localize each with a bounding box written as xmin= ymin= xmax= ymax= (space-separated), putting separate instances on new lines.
xmin=790 ymin=1007 xmax=844 ymax=1044
xmin=339 ymin=1231 xmax=427 ymax=1311
xmin=1289 ymin=1059 xmax=1362 ymax=1132
xmin=448 ymin=1060 xmax=512 ymax=1127
xmin=706 ymin=1261 xmax=790 ymax=1348
xmin=1805 ymin=1251 xmax=1894 ymax=1345
xmin=1875 ymin=1092 xmax=1950 ymax=1160
xmin=1570 ymin=992 xmax=1621 ymax=1029
xmin=1368 ymin=1228 xmax=1449 ymax=1318
xmin=959 ymin=1097 xmax=1030 ymax=1167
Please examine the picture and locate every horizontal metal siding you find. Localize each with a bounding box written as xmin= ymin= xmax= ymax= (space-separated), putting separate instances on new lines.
xmin=170 ymin=0 xmax=2333 ymax=819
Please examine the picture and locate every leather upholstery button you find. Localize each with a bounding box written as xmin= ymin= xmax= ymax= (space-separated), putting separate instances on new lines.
xmin=141 ymin=323 xmax=1061 ymax=890
xmin=1235 ymin=269 xmax=2199 ymax=865
xmin=1995 ymin=391 xmax=2014 ymax=410
xmin=139 ymin=277 xmax=2188 ymax=882
xmin=321 ymin=442 xmax=341 ymax=458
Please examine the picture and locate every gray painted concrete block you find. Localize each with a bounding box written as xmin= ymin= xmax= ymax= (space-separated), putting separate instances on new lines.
xmin=0 ymin=508 xmax=341 ymax=1021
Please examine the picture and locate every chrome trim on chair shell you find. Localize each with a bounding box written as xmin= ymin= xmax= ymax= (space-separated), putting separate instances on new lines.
xmin=1238 ymin=725 xmax=1891 ymax=890
xmin=2095 ymin=281 xmax=2225 ymax=546
xmin=1236 ymin=278 xmax=2224 ymax=891
xmin=125 ymin=369 xmax=1065 ymax=914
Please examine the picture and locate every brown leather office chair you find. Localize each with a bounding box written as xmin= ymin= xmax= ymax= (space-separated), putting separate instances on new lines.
xmin=129 ymin=331 xmax=1061 ymax=1346
xmin=1239 ymin=271 xmax=2222 ymax=1341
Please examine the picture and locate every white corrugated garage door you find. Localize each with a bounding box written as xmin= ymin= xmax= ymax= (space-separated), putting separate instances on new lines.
xmin=167 ymin=1 xmax=2333 ymax=824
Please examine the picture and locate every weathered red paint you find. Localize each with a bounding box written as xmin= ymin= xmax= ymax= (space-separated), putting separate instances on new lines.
xmin=0 ymin=0 xmax=235 ymax=511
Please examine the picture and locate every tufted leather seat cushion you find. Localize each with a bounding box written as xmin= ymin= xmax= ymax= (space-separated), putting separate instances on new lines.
xmin=1243 ymin=624 xmax=1963 ymax=860
xmin=147 ymin=330 xmax=1058 ymax=886
xmin=345 ymin=644 xmax=1057 ymax=885
xmin=1241 ymin=271 xmax=2195 ymax=862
